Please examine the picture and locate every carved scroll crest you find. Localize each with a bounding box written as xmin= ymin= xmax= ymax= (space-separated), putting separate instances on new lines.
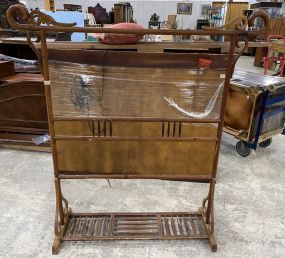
xmin=6 ymin=4 xmax=76 ymax=28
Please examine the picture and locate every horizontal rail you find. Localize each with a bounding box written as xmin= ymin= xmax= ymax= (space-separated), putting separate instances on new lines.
xmin=70 ymin=212 xmax=202 ymax=216
xmin=52 ymin=117 xmax=221 ymax=123
xmin=62 ymin=235 xmax=209 ymax=241
xmin=53 ymin=135 xmax=218 ymax=142
xmin=6 ymin=25 xmax=254 ymax=36
xmin=0 ymin=118 xmax=47 ymax=123
xmin=57 ymin=173 xmax=212 ymax=182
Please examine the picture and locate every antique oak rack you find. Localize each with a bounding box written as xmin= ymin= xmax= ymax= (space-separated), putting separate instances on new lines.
xmin=6 ymin=5 xmax=269 ymax=254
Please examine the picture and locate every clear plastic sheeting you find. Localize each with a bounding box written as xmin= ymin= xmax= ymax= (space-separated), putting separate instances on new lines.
xmin=32 ymin=134 xmax=50 ymax=145
xmin=49 ymin=60 xmax=225 ymax=119
xmin=0 ymin=54 xmax=39 ymax=72
xmin=232 ymin=69 xmax=285 ymax=92
xmin=164 ymin=81 xmax=224 ymax=118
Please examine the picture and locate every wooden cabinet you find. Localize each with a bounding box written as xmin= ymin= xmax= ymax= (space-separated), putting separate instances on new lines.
xmin=0 ymin=60 xmax=49 ymax=149
xmin=45 ymin=0 xmax=55 ymax=11
xmin=114 ymin=2 xmax=133 ymax=23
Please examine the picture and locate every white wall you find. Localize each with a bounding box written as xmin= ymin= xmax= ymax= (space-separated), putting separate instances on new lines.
xmin=24 ymin=0 xmax=255 ymax=29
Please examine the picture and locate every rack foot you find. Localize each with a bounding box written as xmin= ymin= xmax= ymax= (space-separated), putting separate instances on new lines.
xmin=52 ymin=237 xmax=61 ymax=255
xmin=209 ymin=235 xmax=217 ymax=252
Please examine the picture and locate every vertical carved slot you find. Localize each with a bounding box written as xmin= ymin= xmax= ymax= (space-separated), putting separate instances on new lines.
xmin=162 ymin=121 xmax=182 ymax=138
xmin=97 ymin=120 xmax=101 ymax=137
xmin=94 ymin=120 xmax=112 ymax=137
xmin=167 ymin=122 xmax=170 ymax=137
xmin=109 ymin=120 xmax=112 ymax=137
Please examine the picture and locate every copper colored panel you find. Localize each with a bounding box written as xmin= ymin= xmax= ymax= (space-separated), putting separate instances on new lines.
xmin=224 ymin=89 xmax=254 ymax=132
xmin=0 ymin=61 xmax=15 ymax=78
xmin=56 ymin=140 xmax=216 ymax=176
xmin=48 ymin=50 xmax=229 ymax=69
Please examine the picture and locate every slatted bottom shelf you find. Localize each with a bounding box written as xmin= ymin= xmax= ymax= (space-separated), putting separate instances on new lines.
xmin=63 ymin=212 xmax=209 ymax=241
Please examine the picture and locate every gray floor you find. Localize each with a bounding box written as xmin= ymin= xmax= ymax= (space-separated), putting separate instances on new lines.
xmin=1 ymin=56 xmax=285 ymax=258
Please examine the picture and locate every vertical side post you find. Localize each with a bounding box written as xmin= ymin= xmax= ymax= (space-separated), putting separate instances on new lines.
xmin=211 ymin=34 xmax=237 ymax=179
xmin=55 ymin=178 xmax=64 ymax=225
xmin=206 ymin=179 xmax=216 ymax=225
xmin=206 ymin=34 xmax=237 ymax=223
xmin=40 ymin=29 xmax=65 ymax=233
xmin=40 ymin=29 xmax=59 ymax=177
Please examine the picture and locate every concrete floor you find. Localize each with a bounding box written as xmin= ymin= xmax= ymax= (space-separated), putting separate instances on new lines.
xmin=1 ymin=56 xmax=285 ymax=258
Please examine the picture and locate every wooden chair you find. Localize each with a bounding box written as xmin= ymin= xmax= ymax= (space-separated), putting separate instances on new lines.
xmin=263 ymin=35 xmax=285 ymax=77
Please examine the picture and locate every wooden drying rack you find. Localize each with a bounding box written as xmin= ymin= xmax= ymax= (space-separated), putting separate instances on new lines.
xmin=6 ymin=5 xmax=269 ymax=254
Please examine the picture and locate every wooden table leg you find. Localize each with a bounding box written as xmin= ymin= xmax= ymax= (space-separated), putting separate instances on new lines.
xmin=254 ymin=47 xmax=267 ymax=67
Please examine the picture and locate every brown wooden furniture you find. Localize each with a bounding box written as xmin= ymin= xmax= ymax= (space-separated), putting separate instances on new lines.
xmin=88 ymin=3 xmax=109 ymax=25
xmin=224 ymin=70 xmax=285 ymax=156
xmin=263 ymin=35 xmax=285 ymax=77
xmin=6 ymin=5 xmax=269 ymax=254
xmin=0 ymin=59 xmax=49 ymax=151
xmin=114 ymin=2 xmax=133 ymax=24
xmin=224 ymin=1 xmax=249 ymax=41
xmin=63 ymin=4 xmax=82 ymax=12
xmin=254 ymin=18 xmax=285 ymax=66
xmin=45 ymin=0 xmax=55 ymax=12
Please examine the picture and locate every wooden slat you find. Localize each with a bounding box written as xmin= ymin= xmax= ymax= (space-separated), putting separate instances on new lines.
xmin=164 ymin=216 xmax=171 ymax=236
xmin=170 ymin=216 xmax=177 ymax=236
xmin=183 ymin=215 xmax=191 ymax=235
xmin=64 ymin=212 xmax=208 ymax=240
xmin=189 ymin=216 xmax=197 ymax=235
xmin=177 ymin=217 xmax=184 ymax=236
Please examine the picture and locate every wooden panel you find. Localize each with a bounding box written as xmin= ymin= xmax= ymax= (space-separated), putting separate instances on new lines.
xmin=0 ymin=73 xmax=43 ymax=82
xmin=279 ymin=19 xmax=285 ymax=37
xmin=54 ymin=120 xmax=94 ymax=136
xmin=224 ymin=88 xmax=255 ymax=134
xmin=45 ymin=0 xmax=55 ymax=11
xmin=224 ymin=2 xmax=249 ymax=25
xmin=270 ymin=18 xmax=285 ymax=36
xmin=224 ymin=2 xmax=249 ymax=41
xmin=56 ymin=140 xmax=216 ymax=176
xmin=270 ymin=18 xmax=276 ymax=35
xmin=0 ymin=61 xmax=15 ymax=78
xmin=48 ymin=50 xmax=229 ymax=69
xmin=212 ymin=2 xmax=226 ymax=8
xmin=254 ymin=47 xmax=267 ymax=67
xmin=114 ymin=4 xmax=123 ymax=24
xmin=54 ymin=120 xmax=218 ymax=138
xmin=0 ymin=81 xmax=48 ymax=132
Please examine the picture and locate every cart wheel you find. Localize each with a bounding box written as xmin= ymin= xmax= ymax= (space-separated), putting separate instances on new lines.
xmin=236 ymin=141 xmax=251 ymax=157
xmin=259 ymin=138 xmax=272 ymax=148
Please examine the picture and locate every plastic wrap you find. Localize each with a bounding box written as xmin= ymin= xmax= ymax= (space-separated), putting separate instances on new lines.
xmin=32 ymin=134 xmax=50 ymax=145
xmin=48 ymin=60 xmax=225 ymax=120
xmin=232 ymin=69 xmax=285 ymax=92
xmin=47 ymin=52 xmax=227 ymax=176
xmin=0 ymin=54 xmax=40 ymax=73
